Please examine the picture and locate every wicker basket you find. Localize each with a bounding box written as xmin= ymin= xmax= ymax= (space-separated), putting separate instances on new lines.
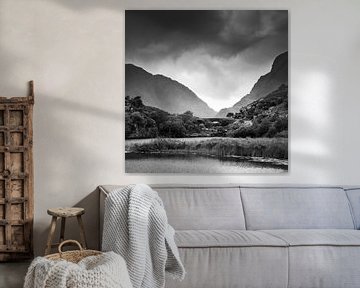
xmin=45 ymin=240 xmax=102 ymax=263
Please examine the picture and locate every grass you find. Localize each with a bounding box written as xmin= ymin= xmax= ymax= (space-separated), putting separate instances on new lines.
xmin=126 ymin=137 xmax=288 ymax=160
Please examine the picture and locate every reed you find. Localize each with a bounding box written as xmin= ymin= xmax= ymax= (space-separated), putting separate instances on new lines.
xmin=126 ymin=137 xmax=288 ymax=160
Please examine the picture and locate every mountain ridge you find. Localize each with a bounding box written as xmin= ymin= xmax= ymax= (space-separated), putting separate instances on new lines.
xmin=217 ymin=51 xmax=288 ymax=117
xmin=125 ymin=64 xmax=216 ymax=117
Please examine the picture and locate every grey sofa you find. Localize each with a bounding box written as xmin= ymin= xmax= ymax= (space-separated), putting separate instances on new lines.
xmin=99 ymin=185 xmax=360 ymax=288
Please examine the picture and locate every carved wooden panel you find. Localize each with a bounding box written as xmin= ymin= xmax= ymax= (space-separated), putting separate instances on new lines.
xmin=0 ymin=81 xmax=34 ymax=261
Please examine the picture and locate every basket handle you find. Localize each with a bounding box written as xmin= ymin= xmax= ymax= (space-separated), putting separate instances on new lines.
xmin=58 ymin=240 xmax=83 ymax=255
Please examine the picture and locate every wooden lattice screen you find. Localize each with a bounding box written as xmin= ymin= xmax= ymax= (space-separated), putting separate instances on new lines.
xmin=0 ymin=81 xmax=34 ymax=261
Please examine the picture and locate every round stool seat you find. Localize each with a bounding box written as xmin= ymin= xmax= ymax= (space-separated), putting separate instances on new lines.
xmin=47 ymin=207 xmax=85 ymax=218
xmin=45 ymin=207 xmax=87 ymax=255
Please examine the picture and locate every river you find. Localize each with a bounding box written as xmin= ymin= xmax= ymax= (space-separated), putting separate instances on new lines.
xmin=125 ymin=152 xmax=287 ymax=174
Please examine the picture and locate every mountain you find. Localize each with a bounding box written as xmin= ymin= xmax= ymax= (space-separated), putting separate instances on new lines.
xmin=217 ymin=51 xmax=288 ymax=117
xmin=226 ymin=84 xmax=288 ymax=139
xmin=233 ymin=84 xmax=288 ymax=121
xmin=126 ymin=64 xmax=216 ymax=118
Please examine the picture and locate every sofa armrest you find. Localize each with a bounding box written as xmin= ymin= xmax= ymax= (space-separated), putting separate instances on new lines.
xmin=98 ymin=186 xmax=109 ymax=250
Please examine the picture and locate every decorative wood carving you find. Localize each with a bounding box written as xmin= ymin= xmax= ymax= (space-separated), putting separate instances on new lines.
xmin=0 ymin=81 xmax=34 ymax=261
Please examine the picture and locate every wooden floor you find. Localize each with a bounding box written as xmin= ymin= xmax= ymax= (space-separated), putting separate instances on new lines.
xmin=0 ymin=261 xmax=30 ymax=288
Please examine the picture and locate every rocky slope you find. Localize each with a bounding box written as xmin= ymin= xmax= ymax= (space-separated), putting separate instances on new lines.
xmin=217 ymin=51 xmax=288 ymax=117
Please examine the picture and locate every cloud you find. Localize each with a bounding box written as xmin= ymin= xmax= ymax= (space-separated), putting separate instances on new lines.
xmin=126 ymin=10 xmax=287 ymax=61
xmin=125 ymin=10 xmax=288 ymax=110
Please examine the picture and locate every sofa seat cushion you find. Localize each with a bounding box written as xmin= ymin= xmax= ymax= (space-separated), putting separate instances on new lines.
xmin=175 ymin=230 xmax=288 ymax=248
xmin=166 ymin=246 xmax=289 ymax=288
xmin=262 ymin=229 xmax=360 ymax=246
xmin=260 ymin=230 xmax=360 ymax=288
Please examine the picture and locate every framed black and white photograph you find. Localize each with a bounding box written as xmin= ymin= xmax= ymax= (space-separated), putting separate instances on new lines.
xmin=125 ymin=10 xmax=288 ymax=173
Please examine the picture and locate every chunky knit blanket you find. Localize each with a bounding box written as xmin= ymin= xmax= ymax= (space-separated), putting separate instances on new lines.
xmin=24 ymin=251 xmax=132 ymax=288
xmin=102 ymin=184 xmax=185 ymax=288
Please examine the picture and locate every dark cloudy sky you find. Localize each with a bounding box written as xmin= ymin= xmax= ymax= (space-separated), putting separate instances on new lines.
xmin=126 ymin=10 xmax=288 ymax=111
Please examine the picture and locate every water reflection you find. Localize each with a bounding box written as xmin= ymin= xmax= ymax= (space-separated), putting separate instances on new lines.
xmin=125 ymin=152 xmax=287 ymax=174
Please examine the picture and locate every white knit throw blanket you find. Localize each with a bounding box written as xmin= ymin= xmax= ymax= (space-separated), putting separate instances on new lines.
xmin=24 ymin=252 xmax=132 ymax=288
xmin=102 ymin=184 xmax=185 ymax=288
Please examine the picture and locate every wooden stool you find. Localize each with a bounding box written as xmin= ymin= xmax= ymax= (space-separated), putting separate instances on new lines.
xmin=45 ymin=207 xmax=87 ymax=255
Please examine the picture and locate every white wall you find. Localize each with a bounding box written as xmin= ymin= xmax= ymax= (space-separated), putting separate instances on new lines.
xmin=0 ymin=0 xmax=360 ymax=256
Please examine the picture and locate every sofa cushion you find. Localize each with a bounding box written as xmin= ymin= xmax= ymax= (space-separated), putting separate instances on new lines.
xmin=175 ymin=230 xmax=287 ymax=248
xmin=154 ymin=186 xmax=246 ymax=230
xmin=241 ymin=187 xmax=355 ymax=230
xmin=287 ymin=246 xmax=360 ymax=288
xmin=261 ymin=230 xmax=360 ymax=288
xmin=165 ymin=247 xmax=288 ymax=288
xmin=345 ymin=188 xmax=360 ymax=229
xmin=100 ymin=185 xmax=246 ymax=230
xmin=262 ymin=229 xmax=360 ymax=246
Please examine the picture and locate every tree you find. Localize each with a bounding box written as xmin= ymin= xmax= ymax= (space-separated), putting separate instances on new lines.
xmin=265 ymin=126 xmax=277 ymax=138
xmin=130 ymin=111 xmax=145 ymax=135
xmin=149 ymin=110 xmax=169 ymax=126
xmin=183 ymin=111 xmax=193 ymax=117
xmin=125 ymin=114 xmax=133 ymax=138
xmin=132 ymin=96 xmax=143 ymax=108
xmin=255 ymin=119 xmax=271 ymax=137
xmin=160 ymin=118 xmax=186 ymax=138
xmin=275 ymin=117 xmax=288 ymax=131
xmin=231 ymin=126 xmax=254 ymax=138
